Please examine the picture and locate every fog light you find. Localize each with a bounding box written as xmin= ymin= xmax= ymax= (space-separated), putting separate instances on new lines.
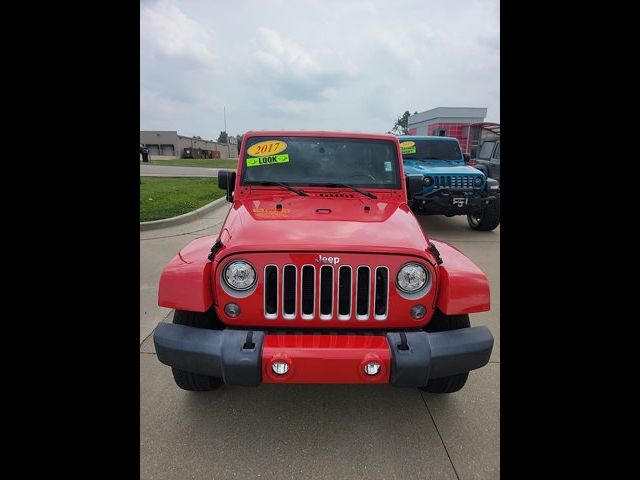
xmin=410 ymin=304 xmax=426 ymax=319
xmin=272 ymin=361 xmax=289 ymax=375
xmin=224 ymin=303 xmax=241 ymax=317
xmin=364 ymin=361 xmax=381 ymax=376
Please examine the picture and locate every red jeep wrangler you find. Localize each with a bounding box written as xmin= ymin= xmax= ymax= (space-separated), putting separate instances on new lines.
xmin=153 ymin=131 xmax=494 ymax=393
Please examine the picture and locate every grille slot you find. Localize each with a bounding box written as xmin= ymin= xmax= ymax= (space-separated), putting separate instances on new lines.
xmin=319 ymin=266 xmax=333 ymax=319
xmin=374 ymin=267 xmax=389 ymax=320
xmin=356 ymin=266 xmax=370 ymax=320
xmin=283 ymin=265 xmax=296 ymax=319
xmin=264 ymin=265 xmax=278 ymax=319
xmin=338 ymin=266 xmax=352 ymax=320
xmin=301 ymin=265 xmax=315 ymax=319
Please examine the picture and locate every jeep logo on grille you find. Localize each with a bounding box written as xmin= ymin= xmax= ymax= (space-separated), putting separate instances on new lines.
xmin=316 ymin=255 xmax=340 ymax=265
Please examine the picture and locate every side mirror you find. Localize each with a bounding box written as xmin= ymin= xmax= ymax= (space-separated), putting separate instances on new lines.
xmin=463 ymin=153 xmax=470 ymax=163
xmin=218 ymin=170 xmax=236 ymax=202
xmin=405 ymin=175 xmax=424 ymax=197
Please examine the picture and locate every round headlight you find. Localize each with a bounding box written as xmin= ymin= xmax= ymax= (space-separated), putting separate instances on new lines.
xmin=473 ymin=176 xmax=483 ymax=186
xmin=423 ymin=176 xmax=433 ymax=186
xmin=223 ymin=261 xmax=257 ymax=291
xmin=396 ymin=263 xmax=428 ymax=293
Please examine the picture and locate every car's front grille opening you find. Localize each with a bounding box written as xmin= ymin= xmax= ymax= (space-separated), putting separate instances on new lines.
xmin=338 ymin=266 xmax=352 ymax=320
xmin=264 ymin=265 xmax=278 ymax=318
xmin=356 ymin=266 xmax=370 ymax=319
xmin=320 ymin=265 xmax=333 ymax=319
xmin=374 ymin=267 xmax=389 ymax=319
xmin=301 ymin=265 xmax=315 ymax=319
xmin=433 ymin=174 xmax=480 ymax=189
xmin=283 ymin=265 xmax=296 ymax=318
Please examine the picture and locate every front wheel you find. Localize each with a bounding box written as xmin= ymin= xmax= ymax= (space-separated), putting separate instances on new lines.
xmin=420 ymin=310 xmax=471 ymax=394
xmin=467 ymin=198 xmax=500 ymax=231
xmin=170 ymin=309 xmax=223 ymax=392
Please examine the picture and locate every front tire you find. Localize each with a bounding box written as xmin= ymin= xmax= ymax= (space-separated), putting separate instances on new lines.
xmin=420 ymin=310 xmax=471 ymax=394
xmin=467 ymin=198 xmax=500 ymax=231
xmin=170 ymin=309 xmax=223 ymax=392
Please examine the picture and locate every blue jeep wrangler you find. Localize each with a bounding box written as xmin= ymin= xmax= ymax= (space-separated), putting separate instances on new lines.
xmin=399 ymin=135 xmax=500 ymax=231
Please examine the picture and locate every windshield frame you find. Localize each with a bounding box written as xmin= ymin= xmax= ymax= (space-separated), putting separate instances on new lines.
xmin=239 ymin=135 xmax=402 ymax=189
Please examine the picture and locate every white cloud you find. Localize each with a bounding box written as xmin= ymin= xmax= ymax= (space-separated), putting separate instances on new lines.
xmin=140 ymin=0 xmax=500 ymax=137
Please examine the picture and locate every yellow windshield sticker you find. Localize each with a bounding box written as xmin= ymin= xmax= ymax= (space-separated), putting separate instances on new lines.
xmin=400 ymin=140 xmax=416 ymax=154
xmin=246 ymin=154 xmax=290 ymax=167
xmin=247 ymin=140 xmax=288 ymax=157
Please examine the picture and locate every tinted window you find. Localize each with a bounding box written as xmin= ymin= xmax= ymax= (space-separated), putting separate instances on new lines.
xmin=401 ymin=140 xmax=462 ymax=161
xmin=494 ymin=143 xmax=500 ymax=160
xmin=478 ymin=141 xmax=495 ymax=159
xmin=241 ymin=137 xmax=400 ymax=188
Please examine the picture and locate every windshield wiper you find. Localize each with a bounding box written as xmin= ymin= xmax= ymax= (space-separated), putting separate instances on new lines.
xmin=252 ymin=181 xmax=308 ymax=196
xmin=318 ymin=183 xmax=377 ymax=199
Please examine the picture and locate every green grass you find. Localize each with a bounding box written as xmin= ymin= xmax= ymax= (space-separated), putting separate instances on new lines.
xmin=140 ymin=177 xmax=226 ymax=222
xmin=143 ymin=157 xmax=238 ymax=169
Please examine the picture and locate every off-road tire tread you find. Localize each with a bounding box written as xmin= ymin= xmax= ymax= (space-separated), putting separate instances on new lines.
xmin=421 ymin=310 xmax=471 ymax=393
xmin=170 ymin=309 xmax=224 ymax=391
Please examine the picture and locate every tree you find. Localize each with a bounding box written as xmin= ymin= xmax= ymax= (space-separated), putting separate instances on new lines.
xmin=217 ymin=131 xmax=228 ymax=143
xmin=392 ymin=111 xmax=411 ymax=135
xmin=236 ymin=134 xmax=243 ymax=154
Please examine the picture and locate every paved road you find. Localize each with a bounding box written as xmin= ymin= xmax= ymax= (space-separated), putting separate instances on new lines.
xmin=140 ymin=164 xmax=224 ymax=177
xmin=140 ymin=207 xmax=500 ymax=480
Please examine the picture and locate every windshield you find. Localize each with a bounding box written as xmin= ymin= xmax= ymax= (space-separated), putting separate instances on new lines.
xmin=241 ymin=136 xmax=400 ymax=188
xmin=401 ymin=139 xmax=462 ymax=161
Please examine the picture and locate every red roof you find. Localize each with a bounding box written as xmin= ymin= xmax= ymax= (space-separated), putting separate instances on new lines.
xmin=244 ymin=130 xmax=397 ymax=141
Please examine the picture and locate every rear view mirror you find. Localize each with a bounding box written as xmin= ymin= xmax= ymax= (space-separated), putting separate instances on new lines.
xmin=218 ymin=170 xmax=236 ymax=202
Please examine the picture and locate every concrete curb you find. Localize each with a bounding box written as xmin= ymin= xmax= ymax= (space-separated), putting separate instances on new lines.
xmin=140 ymin=197 xmax=228 ymax=231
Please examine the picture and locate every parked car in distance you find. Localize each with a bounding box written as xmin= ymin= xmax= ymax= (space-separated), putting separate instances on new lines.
xmin=399 ymin=135 xmax=500 ymax=231
xmin=474 ymin=139 xmax=500 ymax=184
xmin=153 ymin=131 xmax=494 ymax=395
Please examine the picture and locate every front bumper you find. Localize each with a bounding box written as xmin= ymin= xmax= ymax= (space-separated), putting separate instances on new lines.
xmin=153 ymin=323 xmax=493 ymax=387
xmin=411 ymin=191 xmax=499 ymax=216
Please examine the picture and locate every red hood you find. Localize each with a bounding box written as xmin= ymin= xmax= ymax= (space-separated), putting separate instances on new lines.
xmin=216 ymin=193 xmax=431 ymax=258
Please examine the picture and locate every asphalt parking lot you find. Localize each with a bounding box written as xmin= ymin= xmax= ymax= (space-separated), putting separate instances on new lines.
xmin=140 ymin=206 xmax=500 ymax=480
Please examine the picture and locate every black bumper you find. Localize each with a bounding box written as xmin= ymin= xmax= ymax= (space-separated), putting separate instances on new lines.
xmin=153 ymin=323 xmax=493 ymax=388
xmin=411 ymin=192 xmax=499 ymax=216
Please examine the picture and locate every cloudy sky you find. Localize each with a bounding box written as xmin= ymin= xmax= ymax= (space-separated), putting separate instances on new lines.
xmin=140 ymin=0 xmax=499 ymax=139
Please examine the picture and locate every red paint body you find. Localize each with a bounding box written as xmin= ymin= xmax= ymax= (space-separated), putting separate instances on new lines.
xmin=262 ymin=334 xmax=390 ymax=384
xmin=158 ymin=131 xmax=490 ymax=332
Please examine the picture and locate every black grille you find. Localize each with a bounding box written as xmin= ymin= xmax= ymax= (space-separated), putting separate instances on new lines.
xmin=301 ymin=266 xmax=315 ymax=316
xmin=264 ymin=265 xmax=278 ymax=316
xmin=338 ymin=266 xmax=352 ymax=317
xmin=283 ymin=266 xmax=296 ymax=316
xmin=262 ymin=263 xmax=389 ymax=321
xmin=356 ymin=267 xmax=370 ymax=317
xmin=320 ymin=266 xmax=333 ymax=316
xmin=374 ymin=267 xmax=388 ymax=317
xmin=433 ymin=175 xmax=480 ymax=189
